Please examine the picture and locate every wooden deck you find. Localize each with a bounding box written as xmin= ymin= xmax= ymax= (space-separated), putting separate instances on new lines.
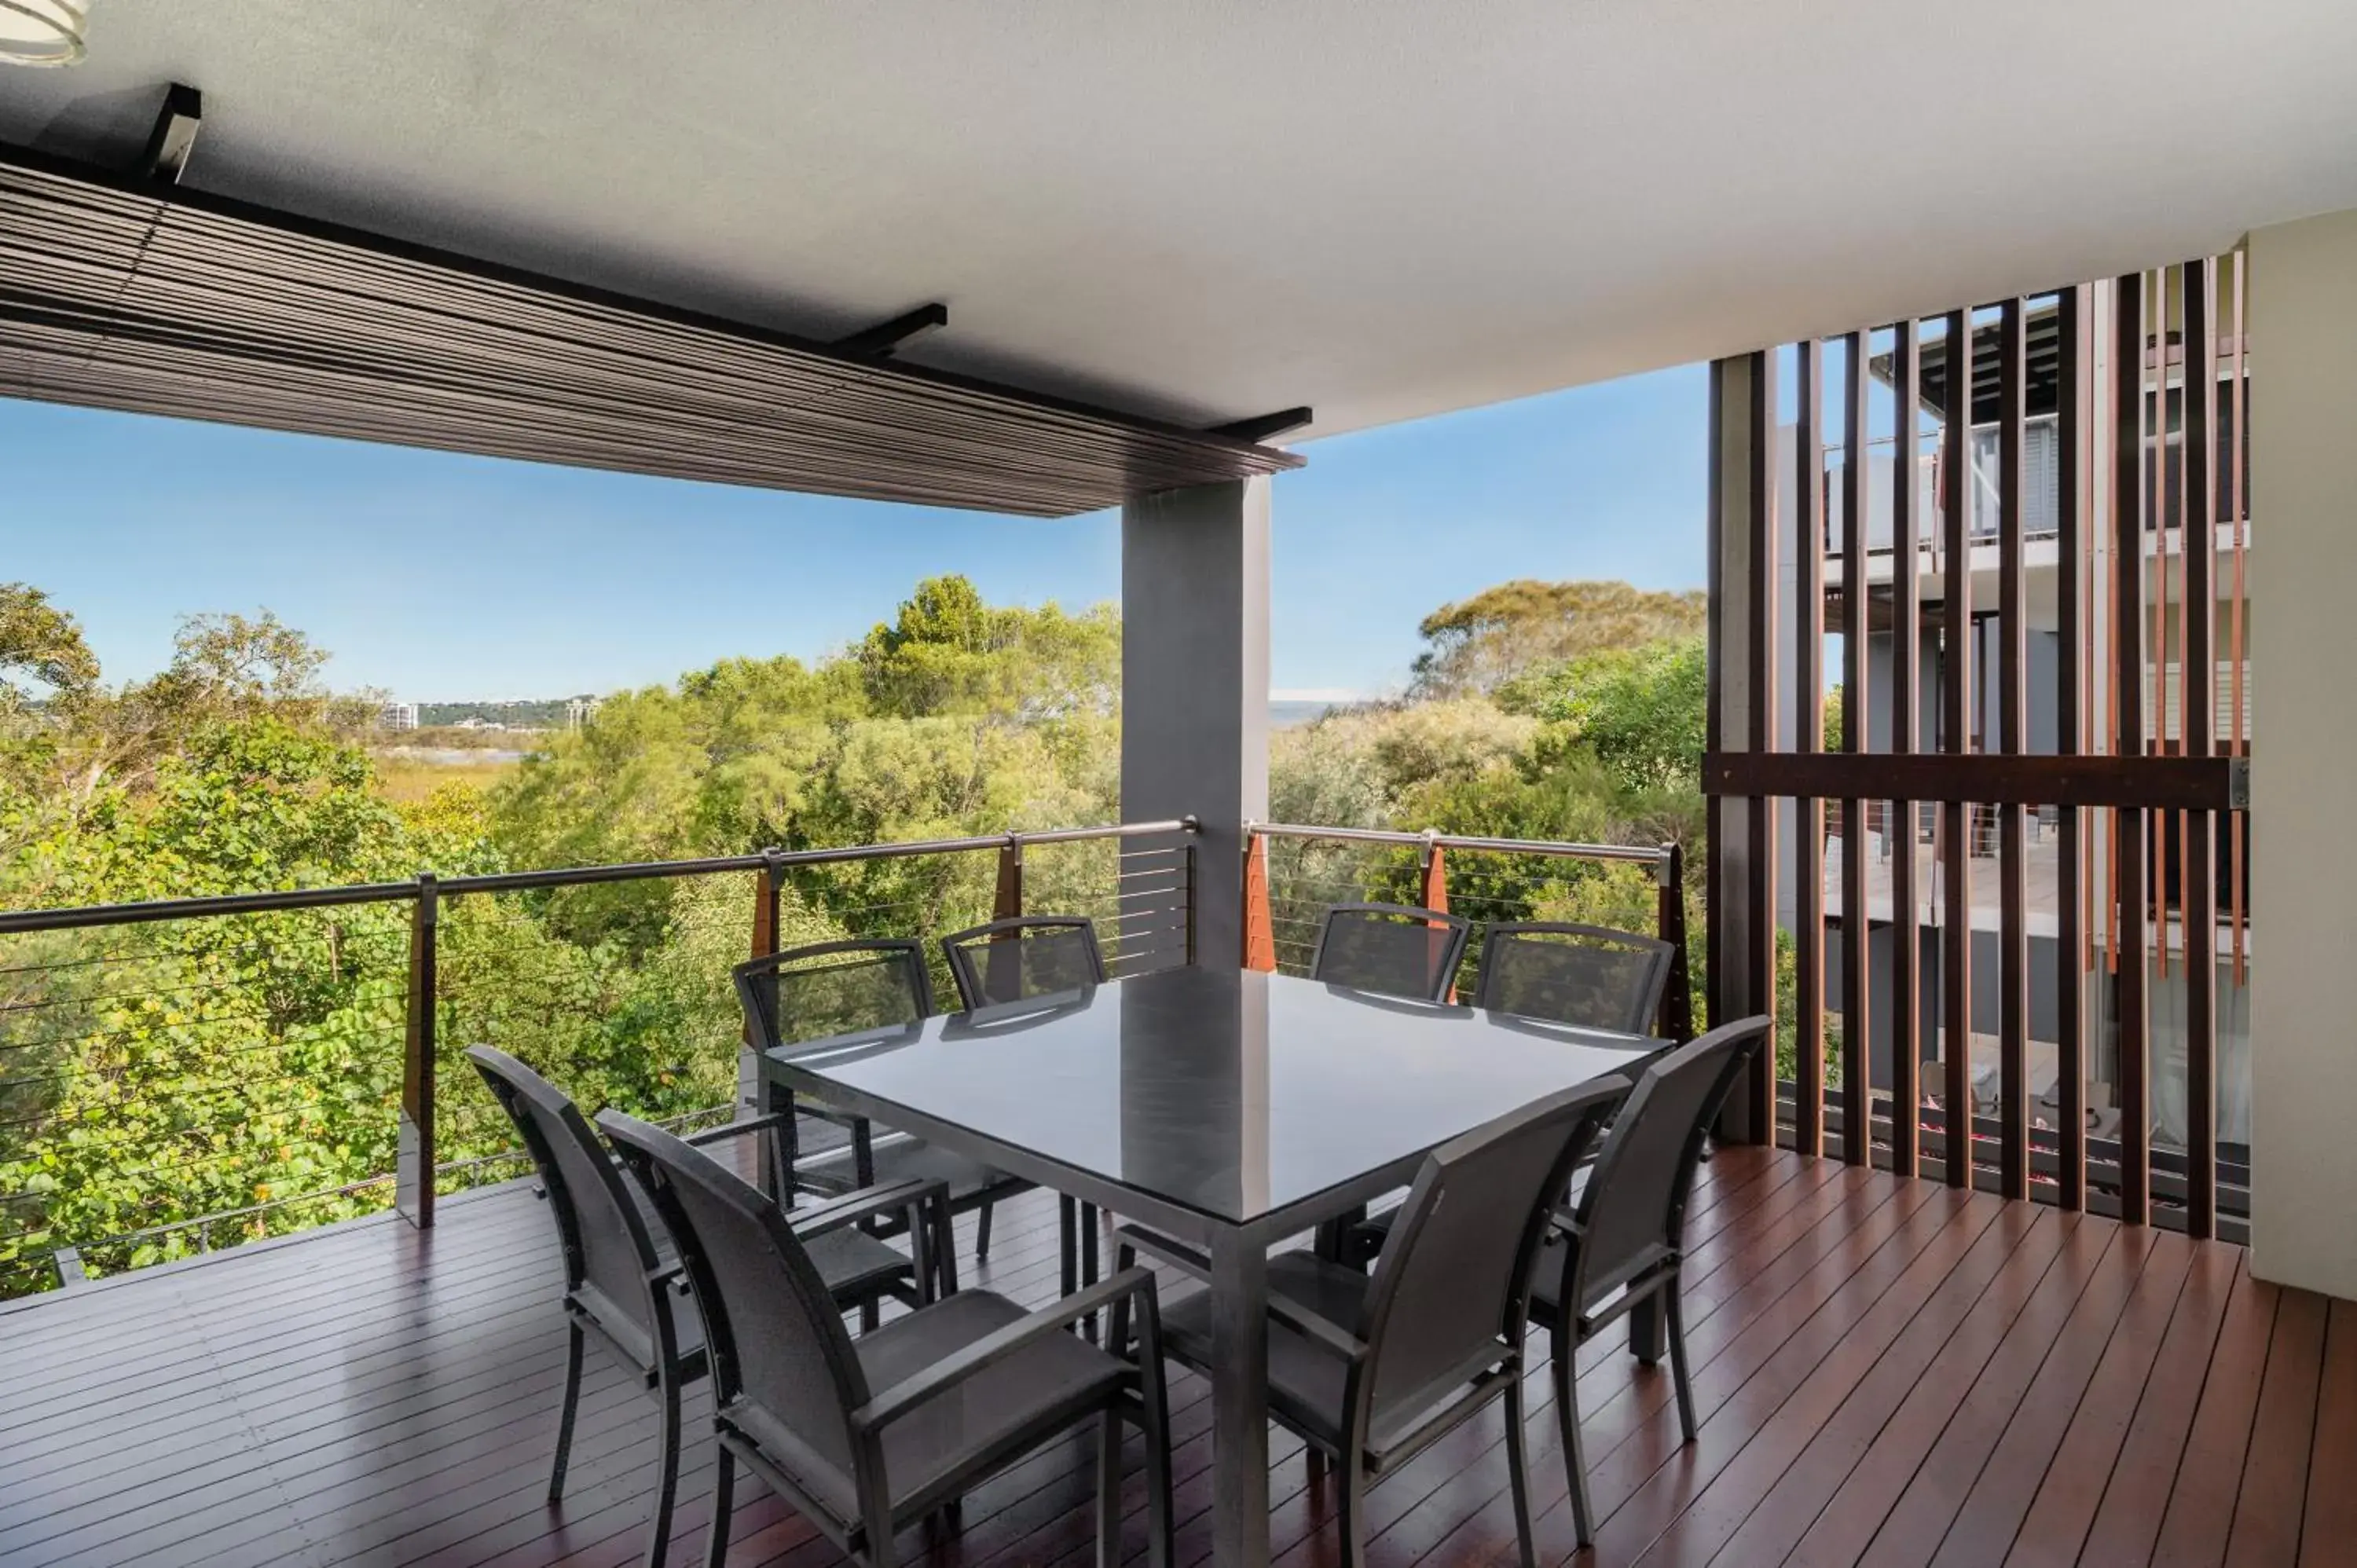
xmin=2 ymin=1146 xmax=2348 ymax=1568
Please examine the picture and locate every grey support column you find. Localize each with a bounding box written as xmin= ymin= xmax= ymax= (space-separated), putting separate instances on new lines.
xmin=1122 ymin=478 xmax=1272 ymax=969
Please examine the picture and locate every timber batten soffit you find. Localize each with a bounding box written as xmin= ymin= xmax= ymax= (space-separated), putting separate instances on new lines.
xmin=0 ymin=139 xmax=1302 ymax=518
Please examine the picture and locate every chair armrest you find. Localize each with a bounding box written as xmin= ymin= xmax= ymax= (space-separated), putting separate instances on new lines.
xmin=682 ymin=1112 xmax=791 ymax=1147
xmin=1262 ymin=1284 xmax=1370 ymax=1361
xmin=790 ymin=1177 xmax=948 ymax=1238
xmin=850 ymin=1267 xmax=1157 ymax=1433
xmin=1111 ymin=1223 xmax=1212 ymax=1280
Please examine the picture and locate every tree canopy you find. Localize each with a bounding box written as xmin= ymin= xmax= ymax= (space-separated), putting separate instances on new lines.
xmin=1409 ymin=579 xmax=1706 ymax=698
xmin=0 ymin=568 xmax=1727 ymax=1298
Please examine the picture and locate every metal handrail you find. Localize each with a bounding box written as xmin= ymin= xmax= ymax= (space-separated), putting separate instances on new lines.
xmin=0 ymin=817 xmax=1200 ymax=934
xmin=4 ymin=815 xmax=1204 ymax=1282
xmin=1248 ymin=820 xmax=1670 ymax=867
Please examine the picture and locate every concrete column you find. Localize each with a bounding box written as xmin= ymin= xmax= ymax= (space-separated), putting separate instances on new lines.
xmin=1122 ymin=478 xmax=1271 ymax=969
xmin=2248 ymin=207 xmax=2357 ymax=1300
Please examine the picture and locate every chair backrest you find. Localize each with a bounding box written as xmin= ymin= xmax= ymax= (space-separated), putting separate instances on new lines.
xmin=466 ymin=1046 xmax=665 ymax=1339
xmin=1310 ymin=903 xmax=1472 ymax=1002
xmin=599 ymin=1107 xmax=871 ymax=1509
xmin=1472 ymin=921 xmax=1676 ymax=1035
xmin=733 ymin=939 xmax=935 ymax=1053
xmin=1357 ymin=1076 xmax=1626 ymax=1427
xmin=1565 ymin=1016 xmax=1769 ymax=1307
xmin=940 ymin=915 xmax=1106 ymax=1009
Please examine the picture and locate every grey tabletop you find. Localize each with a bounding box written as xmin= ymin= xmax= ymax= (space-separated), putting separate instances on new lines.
xmin=762 ymin=965 xmax=1659 ymax=1229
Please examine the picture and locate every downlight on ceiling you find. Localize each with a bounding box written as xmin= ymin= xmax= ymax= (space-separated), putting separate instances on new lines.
xmin=0 ymin=0 xmax=86 ymax=67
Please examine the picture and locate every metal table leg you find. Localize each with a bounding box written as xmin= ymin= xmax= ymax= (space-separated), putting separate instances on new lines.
xmin=1209 ymin=1226 xmax=1270 ymax=1566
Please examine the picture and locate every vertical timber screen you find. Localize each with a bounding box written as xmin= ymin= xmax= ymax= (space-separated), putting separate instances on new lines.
xmin=1704 ymin=258 xmax=2253 ymax=1240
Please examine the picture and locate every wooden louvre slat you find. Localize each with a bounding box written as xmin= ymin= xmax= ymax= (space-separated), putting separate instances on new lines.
xmin=1996 ymin=297 xmax=2031 ymax=1201
xmin=2182 ymin=258 xmax=2219 ymax=1240
xmin=1940 ymin=306 xmax=1975 ymax=1187
xmin=1794 ymin=339 xmax=1827 ymax=1158
xmin=1889 ymin=319 xmax=1924 ymax=1181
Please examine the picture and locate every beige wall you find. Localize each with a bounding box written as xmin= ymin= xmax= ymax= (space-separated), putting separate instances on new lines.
xmin=2249 ymin=207 xmax=2357 ymax=1300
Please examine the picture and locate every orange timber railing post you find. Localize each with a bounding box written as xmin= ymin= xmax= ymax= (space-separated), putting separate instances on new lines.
xmin=1242 ymin=830 xmax=1277 ymax=971
xmin=1418 ymin=830 xmax=1456 ymax=1002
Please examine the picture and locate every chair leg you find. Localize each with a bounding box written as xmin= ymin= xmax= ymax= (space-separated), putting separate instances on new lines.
xmin=1095 ymin=1409 xmax=1124 ymax=1568
xmin=860 ymin=1295 xmax=881 ymax=1333
xmin=1503 ymin=1374 xmax=1538 ymax=1568
xmin=1666 ymin=1283 xmax=1699 ymax=1442
xmin=702 ymin=1447 xmax=736 ymax=1568
xmin=1630 ymin=1295 xmax=1663 ymax=1365
xmin=1306 ymin=1448 xmax=1328 ymax=1488
xmin=975 ymin=1199 xmax=995 ymax=1264
xmin=1336 ymin=1458 xmax=1369 ymax=1568
xmin=1552 ymin=1325 xmax=1594 ymax=1548
xmin=1061 ymin=1194 xmax=1080 ymax=1302
xmin=1108 ymin=1243 xmax=1136 ymax=1355
xmin=1082 ymin=1203 xmax=1102 ymax=1343
xmin=549 ymin=1320 xmax=585 ymax=1503
xmin=1133 ymin=1284 xmax=1176 ymax=1568
xmin=646 ymin=1372 xmax=684 ymax=1568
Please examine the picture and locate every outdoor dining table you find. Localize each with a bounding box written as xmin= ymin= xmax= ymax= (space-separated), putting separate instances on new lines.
xmin=756 ymin=962 xmax=1663 ymax=1568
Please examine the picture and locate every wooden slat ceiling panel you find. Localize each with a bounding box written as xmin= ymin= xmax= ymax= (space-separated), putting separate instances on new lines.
xmin=0 ymin=150 xmax=1300 ymax=517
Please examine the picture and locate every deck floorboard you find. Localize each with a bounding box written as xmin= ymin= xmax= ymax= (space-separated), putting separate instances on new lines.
xmin=0 ymin=1146 xmax=2341 ymax=1567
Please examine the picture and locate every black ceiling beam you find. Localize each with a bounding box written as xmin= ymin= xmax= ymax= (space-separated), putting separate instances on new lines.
xmin=831 ymin=302 xmax=948 ymax=359
xmin=137 ymin=83 xmax=203 ymax=185
xmin=1206 ymin=405 xmax=1313 ymax=444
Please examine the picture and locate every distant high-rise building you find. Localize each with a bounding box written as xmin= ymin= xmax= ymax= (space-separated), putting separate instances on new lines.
xmin=566 ymin=695 xmax=600 ymax=731
xmin=379 ymin=701 xmax=420 ymax=732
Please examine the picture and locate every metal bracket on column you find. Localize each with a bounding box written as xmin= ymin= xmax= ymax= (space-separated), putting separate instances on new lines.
xmin=139 ymin=83 xmax=203 ymax=185
xmin=2227 ymin=757 xmax=2250 ymax=811
xmin=832 ymin=303 xmax=948 ymax=358
xmin=1207 ymin=407 xmax=1313 ymax=445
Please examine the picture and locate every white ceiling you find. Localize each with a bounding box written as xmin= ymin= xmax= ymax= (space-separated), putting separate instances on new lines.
xmin=4 ymin=1 xmax=2354 ymax=444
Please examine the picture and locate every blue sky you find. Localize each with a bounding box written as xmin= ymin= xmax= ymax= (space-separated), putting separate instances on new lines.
xmin=2 ymin=365 xmax=1706 ymax=702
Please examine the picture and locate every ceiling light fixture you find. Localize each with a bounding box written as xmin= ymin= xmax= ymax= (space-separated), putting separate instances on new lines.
xmin=0 ymin=1 xmax=86 ymax=68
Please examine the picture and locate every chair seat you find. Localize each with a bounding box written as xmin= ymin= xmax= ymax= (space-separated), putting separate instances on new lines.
xmin=1161 ymin=1251 xmax=1366 ymax=1451
xmin=856 ymin=1290 xmax=1128 ymax=1516
xmin=805 ymin=1225 xmax=919 ymax=1302
xmin=801 ymin=1138 xmax=1024 ymax=1207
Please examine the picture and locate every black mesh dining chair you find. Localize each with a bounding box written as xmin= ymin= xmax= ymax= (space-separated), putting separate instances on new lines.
xmin=1113 ymin=1075 xmax=1628 ymax=1568
xmin=1472 ymin=921 xmax=1677 ymax=1036
xmin=940 ymin=915 xmax=1106 ymax=1006
xmin=599 ymin=1108 xmax=1176 ymax=1568
xmin=735 ymin=940 xmax=1032 ymax=1265
xmin=467 ymin=1046 xmax=954 ymax=1568
xmin=1525 ymin=1015 xmax=1769 ymax=1546
xmin=1309 ymin=903 xmax=1472 ymax=1002
xmin=940 ymin=915 xmax=1108 ymax=1315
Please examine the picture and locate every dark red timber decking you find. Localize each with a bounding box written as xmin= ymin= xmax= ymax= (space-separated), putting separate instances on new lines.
xmin=2 ymin=1146 xmax=2347 ymax=1568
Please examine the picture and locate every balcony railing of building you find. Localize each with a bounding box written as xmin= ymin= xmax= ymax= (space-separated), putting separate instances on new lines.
xmin=1824 ymin=389 xmax=2251 ymax=558
xmin=0 ymin=819 xmax=1199 ymax=1299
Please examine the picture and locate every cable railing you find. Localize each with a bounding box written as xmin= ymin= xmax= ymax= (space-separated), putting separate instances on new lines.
xmin=0 ymin=818 xmax=1197 ymax=1298
xmin=1241 ymin=822 xmax=1692 ymax=1042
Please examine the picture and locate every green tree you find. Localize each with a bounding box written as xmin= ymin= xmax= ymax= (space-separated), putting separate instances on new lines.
xmin=0 ymin=583 xmax=99 ymax=709
xmin=1411 ymin=580 xmax=1706 ymax=698
xmin=857 ymin=575 xmax=1120 ymax=719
